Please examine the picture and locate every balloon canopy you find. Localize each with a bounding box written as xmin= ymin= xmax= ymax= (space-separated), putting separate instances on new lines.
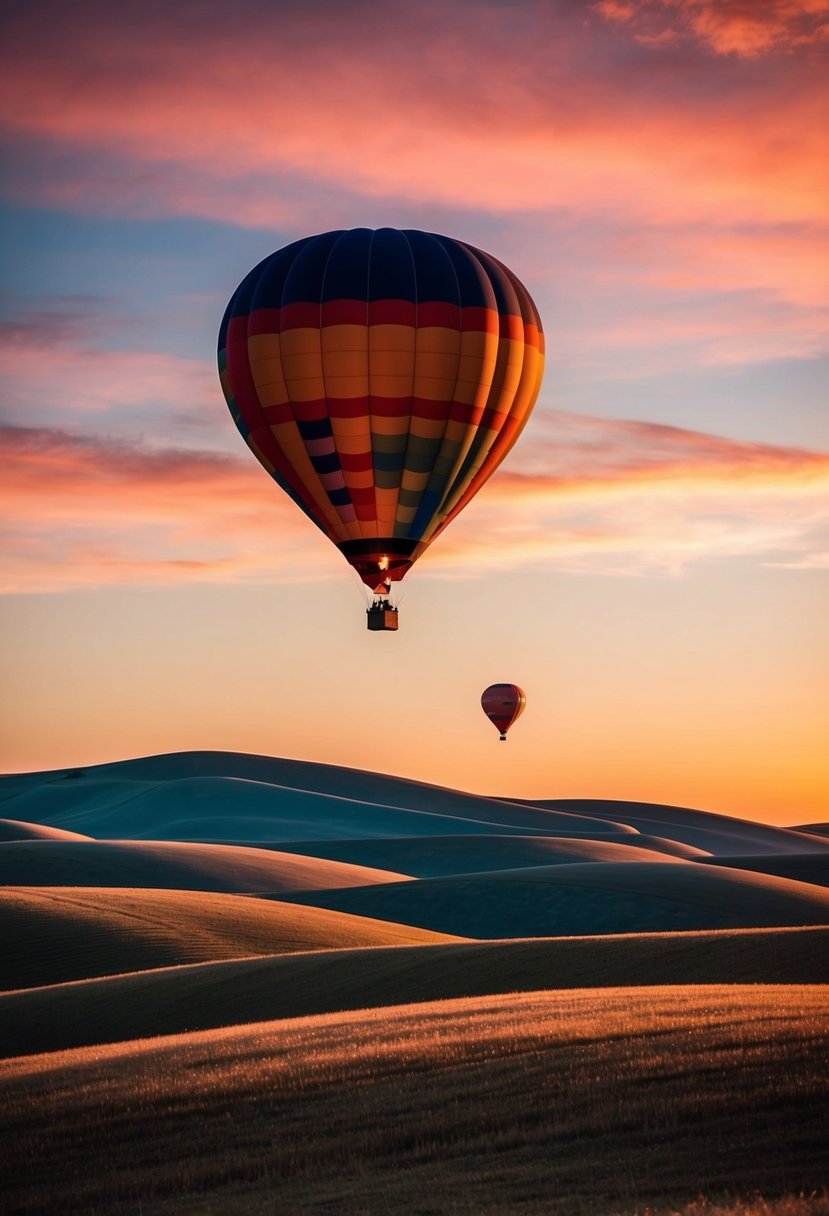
xmin=218 ymin=228 xmax=544 ymax=593
xmin=481 ymin=683 xmax=526 ymax=741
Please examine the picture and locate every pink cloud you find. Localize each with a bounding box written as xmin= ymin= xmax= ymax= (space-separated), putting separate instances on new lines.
xmin=0 ymin=3 xmax=826 ymax=232
xmin=596 ymin=0 xmax=829 ymax=55
xmin=2 ymin=414 xmax=826 ymax=592
xmin=559 ymin=291 xmax=828 ymax=371
xmin=429 ymin=410 xmax=829 ymax=576
xmin=0 ymin=426 xmax=340 ymax=594
xmin=0 ymin=317 xmax=227 ymax=446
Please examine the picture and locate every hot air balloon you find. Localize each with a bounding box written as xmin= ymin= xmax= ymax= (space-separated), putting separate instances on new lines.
xmin=218 ymin=229 xmax=544 ymax=629
xmin=481 ymin=684 xmax=526 ymax=741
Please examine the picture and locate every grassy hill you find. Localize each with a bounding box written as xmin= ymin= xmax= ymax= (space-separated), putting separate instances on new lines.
xmin=2 ymin=985 xmax=826 ymax=1216
xmin=2 ymin=925 xmax=826 ymax=1057
xmin=0 ymin=886 xmax=460 ymax=989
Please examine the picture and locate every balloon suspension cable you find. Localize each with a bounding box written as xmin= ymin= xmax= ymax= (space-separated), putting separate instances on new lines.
xmin=352 ymin=571 xmax=373 ymax=607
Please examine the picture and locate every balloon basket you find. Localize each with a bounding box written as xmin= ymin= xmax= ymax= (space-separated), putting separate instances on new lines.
xmin=367 ymin=603 xmax=399 ymax=631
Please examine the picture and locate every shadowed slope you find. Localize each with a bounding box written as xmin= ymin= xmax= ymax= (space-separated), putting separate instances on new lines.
xmin=2 ymin=987 xmax=826 ymax=1216
xmin=523 ymin=798 xmax=829 ymax=856
xmin=263 ymin=833 xmax=706 ymax=876
xmin=0 ymin=840 xmax=412 ymax=894
xmin=0 ymin=887 xmax=460 ymax=990
xmin=2 ymin=751 xmax=821 ymax=857
xmin=283 ymin=861 xmax=829 ymax=937
xmin=0 ymin=819 xmax=92 ymax=842
xmin=702 ymin=854 xmax=829 ymax=888
xmin=2 ymin=926 xmax=827 ymax=1058
xmin=795 ymin=823 xmax=829 ymax=839
xmin=0 ymin=753 xmax=638 ymax=840
xmin=0 ymin=775 xmax=634 ymax=842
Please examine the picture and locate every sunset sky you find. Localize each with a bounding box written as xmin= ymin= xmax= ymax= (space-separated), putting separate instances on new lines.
xmin=1 ymin=0 xmax=827 ymax=823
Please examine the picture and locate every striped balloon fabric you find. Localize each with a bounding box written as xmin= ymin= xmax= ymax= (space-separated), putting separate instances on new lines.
xmin=218 ymin=228 xmax=544 ymax=590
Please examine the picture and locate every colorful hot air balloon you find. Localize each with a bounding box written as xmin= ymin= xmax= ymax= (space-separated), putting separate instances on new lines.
xmin=481 ymin=684 xmax=526 ymax=741
xmin=218 ymin=228 xmax=544 ymax=629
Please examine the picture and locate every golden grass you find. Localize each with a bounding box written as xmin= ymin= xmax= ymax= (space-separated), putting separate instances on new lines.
xmin=665 ymin=1200 xmax=829 ymax=1215
xmin=0 ymin=886 xmax=460 ymax=989
xmin=2 ymin=924 xmax=827 ymax=1057
xmin=2 ymin=985 xmax=826 ymax=1215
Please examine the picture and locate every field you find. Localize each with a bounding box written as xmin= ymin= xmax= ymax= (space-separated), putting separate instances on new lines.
xmin=1 ymin=751 xmax=827 ymax=1214
xmin=3 ymin=986 xmax=827 ymax=1215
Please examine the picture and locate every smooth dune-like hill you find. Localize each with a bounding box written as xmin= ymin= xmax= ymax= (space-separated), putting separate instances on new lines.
xmin=2 ymin=751 xmax=821 ymax=861
xmin=521 ymin=796 xmax=825 ymax=856
xmin=283 ymin=860 xmax=829 ymax=938
xmin=795 ymin=823 xmax=829 ymax=839
xmin=0 ymin=886 xmax=461 ymax=990
xmin=0 ymin=752 xmax=644 ymax=840
xmin=3 ymin=987 xmax=826 ymax=1216
xmin=0 ymin=818 xmax=92 ymax=842
xmin=701 ymin=853 xmax=829 ymax=888
xmin=0 ymin=839 xmax=412 ymax=894
xmin=2 ymin=925 xmax=826 ymax=1058
xmin=265 ymin=832 xmax=706 ymax=876
xmin=0 ymin=774 xmax=635 ymax=843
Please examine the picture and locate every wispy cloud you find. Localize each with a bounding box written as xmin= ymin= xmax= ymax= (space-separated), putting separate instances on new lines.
xmin=1 ymin=2 xmax=826 ymax=230
xmin=432 ymin=410 xmax=829 ymax=576
xmin=0 ymin=425 xmax=341 ymax=593
xmin=3 ymin=413 xmax=826 ymax=592
xmin=0 ymin=312 xmax=224 ymax=446
xmin=1 ymin=1 xmax=825 ymax=402
xmin=596 ymin=0 xmax=829 ymax=56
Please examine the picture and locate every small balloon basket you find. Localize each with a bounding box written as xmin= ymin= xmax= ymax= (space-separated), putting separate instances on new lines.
xmin=367 ymin=602 xmax=399 ymax=631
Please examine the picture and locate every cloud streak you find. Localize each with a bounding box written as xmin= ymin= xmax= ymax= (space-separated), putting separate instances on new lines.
xmin=2 ymin=1 xmax=825 ymax=392
xmin=596 ymin=0 xmax=829 ymax=56
xmin=1 ymin=1 xmax=826 ymax=230
xmin=3 ymin=413 xmax=826 ymax=592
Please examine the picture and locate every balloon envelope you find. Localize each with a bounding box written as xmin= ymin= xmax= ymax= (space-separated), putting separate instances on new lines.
xmin=481 ymin=683 xmax=526 ymax=740
xmin=218 ymin=228 xmax=544 ymax=590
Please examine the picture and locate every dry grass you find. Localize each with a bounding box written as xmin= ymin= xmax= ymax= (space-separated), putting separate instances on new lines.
xmin=0 ymin=886 xmax=460 ymax=989
xmin=664 ymin=1200 xmax=829 ymax=1215
xmin=2 ymin=924 xmax=827 ymax=1057
xmin=2 ymin=985 xmax=827 ymax=1215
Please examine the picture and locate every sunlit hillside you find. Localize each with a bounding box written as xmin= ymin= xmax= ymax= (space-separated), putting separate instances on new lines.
xmin=3 ymin=987 xmax=827 ymax=1216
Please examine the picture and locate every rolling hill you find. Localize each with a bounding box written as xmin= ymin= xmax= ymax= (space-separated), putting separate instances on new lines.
xmin=2 ymin=925 xmax=826 ymax=1058
xmin=0 ymin=886 xmax=460 ymax=989
xmin=3 ymin=986 xmax=826 ymax=1216
xmin=0 ymin=839 xmax=412 ymax=894
xmin=282 ymin=859 xmax=829 ymax=937
xmin=2 ymin=749 xmax=827 ymax=1215
xmin=0 ymin=818 xmax=92 ymax=842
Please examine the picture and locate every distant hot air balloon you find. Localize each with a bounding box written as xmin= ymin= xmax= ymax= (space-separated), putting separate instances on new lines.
xmin=481 ymin=683 xmax=526 ymax=741
xmin=218 ymin=228 xmax=544 ymax=629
